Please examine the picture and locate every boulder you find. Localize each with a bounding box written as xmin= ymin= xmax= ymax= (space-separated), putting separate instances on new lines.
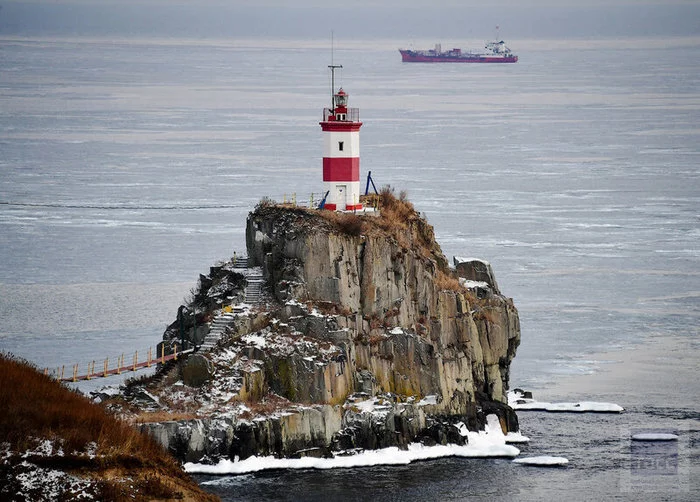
xmin=453 ymin=257 xmax=501 ymax=295
xmin=182 ymin=354 xmax=213 ymax=387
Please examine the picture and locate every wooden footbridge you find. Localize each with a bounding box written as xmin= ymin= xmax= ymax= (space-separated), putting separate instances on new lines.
xmin=45 ymin=345 xmax=195 ymax=383
xmin=46 ymin=253 xmax=265 ymax=384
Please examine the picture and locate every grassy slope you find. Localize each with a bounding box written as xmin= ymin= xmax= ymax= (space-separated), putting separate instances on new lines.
xmin=0 ymin=353 xmax=219 ymax=501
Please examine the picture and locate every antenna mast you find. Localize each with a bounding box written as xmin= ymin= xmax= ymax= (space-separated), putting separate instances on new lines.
xmin=328 ymin=31 xmax=342 ymax=110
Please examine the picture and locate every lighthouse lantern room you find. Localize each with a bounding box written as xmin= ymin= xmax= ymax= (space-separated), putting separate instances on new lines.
xmin=320 ymin=82 xmax=363 ymax=211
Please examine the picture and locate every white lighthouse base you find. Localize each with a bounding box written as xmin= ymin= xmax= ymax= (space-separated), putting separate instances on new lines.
xmin=323 ymin=181 xmax=362 ymax=211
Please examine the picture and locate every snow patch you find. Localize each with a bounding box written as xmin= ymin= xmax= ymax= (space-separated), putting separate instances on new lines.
xmin=242 ymin=333 xmax=267 ymax=349
xmin=417 ymin=395 xmax=437 ymax=406
xmin=347 ymin=397 xmax=393 ymax=417
xmin=459 ymin=279 xmax=490 ymax=289
xmin=454 ymin=257 xmax=490 ymax=266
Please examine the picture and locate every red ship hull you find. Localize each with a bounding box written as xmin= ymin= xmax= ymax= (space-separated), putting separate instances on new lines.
xmin=399 ymin=50 xmax=518 ymax=63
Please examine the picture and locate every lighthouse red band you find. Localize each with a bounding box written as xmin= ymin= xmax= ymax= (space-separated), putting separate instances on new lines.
xmin=320 ymin=88 xmax=363 ymax=211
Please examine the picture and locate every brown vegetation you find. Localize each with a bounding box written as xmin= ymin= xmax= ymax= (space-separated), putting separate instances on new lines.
xmin=434 ymin=270 xmax=463 ymax=292
xmin=0 ymin=353 xmax=218 ymax=501
xmin=238 ymin=393 xmax=293 ymax=420
xmin=317 ymin=209 xmax=365 ymax=236
xmin=134 ymin=411 xmax=200 ymax=424
xmin=472 ymin=308 xmax=502 ymax=325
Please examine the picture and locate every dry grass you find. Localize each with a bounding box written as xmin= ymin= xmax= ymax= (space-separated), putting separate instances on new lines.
xmin=317 ymin=210 xmax=365 ymax=236
xmin=257 ymin=189 xmax=500 ymax=310
xmin=238 ymin=393 xmax=293 ymax=419
xmin=0 ymin=353 xmax=218 ymax=501
xmin=371 ymin=187 xmax=450 ymax=270
xmin=472 ymin=308 xmax=501 ymax=325
xmin=309 ymin=300 xmax=354 ymax=316
xmin=434 ymin=270 xmax=463 ymax=292
xmin=258 ymin=187 xmax=449 ymax=271
xmin=132 ymin=411 xmax=200 ymax=424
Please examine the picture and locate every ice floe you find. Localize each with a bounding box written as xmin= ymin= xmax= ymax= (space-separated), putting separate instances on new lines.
xmin=513 ymin=456 xmax=569 ymax=466
xmin=631 ymin=433 xmax=678 ymax=441
xmin=508 ymin=390 xmax=623 ymax=413
xmin=505 ymin=432 xmax=531 ymax=444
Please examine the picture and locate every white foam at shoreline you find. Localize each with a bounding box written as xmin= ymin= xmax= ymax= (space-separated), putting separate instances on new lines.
xmin=184 ymin=441 xmax=520 ymax=475
xmin=185 ymin=414 xmax=520 ymax=475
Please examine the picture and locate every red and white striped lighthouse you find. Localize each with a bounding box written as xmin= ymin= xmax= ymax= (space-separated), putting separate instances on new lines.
xmin=319 ymin=86 xmax=363 ymax=211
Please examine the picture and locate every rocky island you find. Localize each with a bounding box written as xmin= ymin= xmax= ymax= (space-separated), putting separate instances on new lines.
xmin=108 ymin=190 xmax=521 ymax=464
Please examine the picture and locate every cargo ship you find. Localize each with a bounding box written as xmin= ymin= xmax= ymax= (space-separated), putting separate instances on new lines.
xmin=399 ymin=40 xmax=518 ymax=63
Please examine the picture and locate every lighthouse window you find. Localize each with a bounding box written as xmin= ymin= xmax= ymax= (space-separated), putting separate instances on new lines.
xmin=338 ymin=141 xmax=344 ymax=151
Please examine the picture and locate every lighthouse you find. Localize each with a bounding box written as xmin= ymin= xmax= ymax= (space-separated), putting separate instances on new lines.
xmin=319 ymin=84 xmax=363 ymax=211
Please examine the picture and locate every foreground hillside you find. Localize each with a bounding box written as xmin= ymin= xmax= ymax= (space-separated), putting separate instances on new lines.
xmin=0 ymin=353 xmax=218 ymax=502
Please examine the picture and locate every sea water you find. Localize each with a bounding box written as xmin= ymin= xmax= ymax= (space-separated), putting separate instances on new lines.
xmin=1 ymin=36 xmax=698 ymax=499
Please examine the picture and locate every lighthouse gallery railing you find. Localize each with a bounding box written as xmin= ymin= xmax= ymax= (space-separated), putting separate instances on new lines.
xmin=322 ymin=108 xmax=360 ymax=122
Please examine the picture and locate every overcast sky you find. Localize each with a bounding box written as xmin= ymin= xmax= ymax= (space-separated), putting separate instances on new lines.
xmin=1 ymin=1 xmax=699 ymax=39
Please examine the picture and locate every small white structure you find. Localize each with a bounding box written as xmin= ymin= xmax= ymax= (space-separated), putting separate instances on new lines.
xmin=319 ymin=87 xmax=363 ymax=211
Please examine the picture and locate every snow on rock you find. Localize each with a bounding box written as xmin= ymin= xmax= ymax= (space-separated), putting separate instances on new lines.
xmin=22 ymin=439 xmax=60 ymax=458
xmin=632 ymin=433 xmax=679 ymax=441
xmin=460 ymin=414 xmax=512 ymax=452
xmin=454 ymin=257 xmax=490 ymax=267
xmin=89 ymin=385 xmax=121 ymax=403
xmin=346 ymin=396 xmax=394 ymax=418
xmin=417 ymin=395 xmax=438 ymax=406
xmin=513 ymin=456 xmax=569 ymax=466
xmin=1 ymin=441 xmax=98 ymax=501
xmin=184 ymin=413 xmax=520 ymax=476
xmin=508 ymin=390 xmax=623 ymax=413
xmin=242 ymin=333 xmax=267 ymax=350
xmin=459 ymin=279 xmax=490 ymax=289
xmin=14 ymin=462 xmax=97 ymax=500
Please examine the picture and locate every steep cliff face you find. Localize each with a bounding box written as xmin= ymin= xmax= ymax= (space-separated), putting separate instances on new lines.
xmin=245 ymin=200 xmax=519 ymax=411
xmin=127 ymin=193 xmax=520 ymax=463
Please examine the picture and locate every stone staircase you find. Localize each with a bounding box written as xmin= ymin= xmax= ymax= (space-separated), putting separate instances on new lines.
xmin=243 ymin=267 xmax=264 ymax=305
xmin=199 ymin=311 xmax=237 ymax=351
xmin=199 ymin=254 xmax=265 ymax=352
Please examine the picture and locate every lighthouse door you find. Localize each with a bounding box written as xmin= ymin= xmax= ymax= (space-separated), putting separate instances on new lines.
xmin=334 ymin=184 xmax=347 ymax=211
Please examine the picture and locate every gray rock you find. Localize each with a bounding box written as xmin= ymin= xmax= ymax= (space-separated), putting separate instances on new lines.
xmin=453 ymin=257 xmax=501 ymax=295
xmin=182 ymin=354 xmax=213 ymax=387
xmin=141 ymin=203 xmax=522 ymax=463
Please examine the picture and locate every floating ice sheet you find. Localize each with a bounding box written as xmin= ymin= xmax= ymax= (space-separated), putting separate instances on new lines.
xmin=508 ymin=390 xmax=623 ymax=413
xmin=513 ymin=456 xmax=568 ymax=466
xmin=505 ymin=432 xmax=531 ymax=443
xmin=631 ymin=433 xmax=678 ymax=441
